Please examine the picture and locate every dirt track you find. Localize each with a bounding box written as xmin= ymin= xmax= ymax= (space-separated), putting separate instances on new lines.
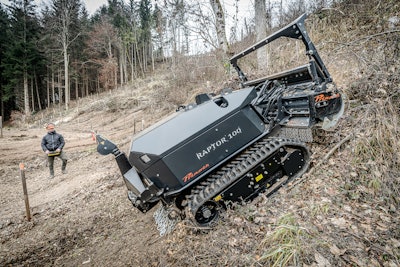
xmin=1 ymin=83 xmax=399 ymax=266
xmin=0 ymin=98 xmax=169 ymax=266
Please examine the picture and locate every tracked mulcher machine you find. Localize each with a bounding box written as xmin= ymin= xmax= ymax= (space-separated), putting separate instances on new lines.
xmin=95 ymin=14 xmax=344 ymax=235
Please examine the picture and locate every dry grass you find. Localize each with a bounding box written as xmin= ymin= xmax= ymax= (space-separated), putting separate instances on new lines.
xmin=346 ymin=97 xmax=399 ymax=204
xmin=157 ymin=1 xmax=400 ymax=266
xmin=256 ymin=213 xmax=310 ymax=267
xmin=3 ymin=1 xmax=400 ymax=266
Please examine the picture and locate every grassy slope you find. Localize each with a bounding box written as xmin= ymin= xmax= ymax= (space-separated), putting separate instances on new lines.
xmin=1 ymin=1 xmax=399 ymax=266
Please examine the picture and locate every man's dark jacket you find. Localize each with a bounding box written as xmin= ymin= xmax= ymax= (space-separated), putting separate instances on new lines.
xmin=41 ymin=131 xmax=65 ymax=152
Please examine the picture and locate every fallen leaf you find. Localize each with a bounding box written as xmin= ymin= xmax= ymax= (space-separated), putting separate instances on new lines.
xmin=376 ymin=221 xmax=388 ymax=231
xmin=387 ymin=260 xmax=399 ymax=267
xmin=349 ymin=255 xmax=364 ymax=266
xmin=373 ymin=170 xmax=382 ymax=177
xmin=384 ymin=244 xmax=394 ymax=255
xmin=343 ymin=205 xmax=352 ymax=212
xmin=329 ymin=244 xmax=346 ymax=256
xmin=379 ymin=215 xmax=391 ymax=223
xmin=369 ymin=258 xmax=381 ymax=267
xmin=229 ymin=237 xmax=238 ymax=247
xmin=360 ymin=223 xmax=373 ymax=233
xmin=389 ymin=204 xmax=396 ymax=212
xmin=315 ymin=252 xmax=331 ymax=267
xmin=330 ymin=217 xmax=347 ymax=229
xmin=390 ymin=238 xmax=400 ymax=248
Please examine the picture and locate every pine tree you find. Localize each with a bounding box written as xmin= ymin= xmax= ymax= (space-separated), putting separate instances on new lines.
xmin=2 ymin=0 xmax=43 ymax=118
xmin=0 ymin=4 xmax=10 ymax=121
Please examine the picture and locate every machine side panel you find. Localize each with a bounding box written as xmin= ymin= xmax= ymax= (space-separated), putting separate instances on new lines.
xmin=142 ymin=107 xmax=265 ymax=191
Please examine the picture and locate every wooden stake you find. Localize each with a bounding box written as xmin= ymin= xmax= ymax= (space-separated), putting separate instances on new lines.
xmin=19 ymin=163 xmax=31 ymax=221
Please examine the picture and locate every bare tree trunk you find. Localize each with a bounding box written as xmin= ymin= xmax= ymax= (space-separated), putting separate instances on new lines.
xmin=142 ymin=41 xmax=146 ymax=73
xmin=151 ymin=43 xmax=155 ymax=72
xmin=24 ymin=70 xmax=30 ymax=117
xmin=30 ymin=76 xmax=34 ymax=112
xmin=34 ymin=69 xmax=42 ymax=110
xmin=85 ymin=70 xmax=89 ymax=96
xmin=115 ymin=64 xmax=118 ymax=89
xmin=255 ymin=0 xmax=268 ymax=70
xmin=120 ymin=52 xmax=124 ymax=85
xmin=130 ymin=44 xmax=135 ymax=81
xmin=75 ymin=77 xmax=78 ymax=100
xmin=209 ymin=0 xmax=229 ymax=54
xmin=97 ymin=71 xmax=100 ymax=93
xmin=0 ymin=83 xmax=3 ymax=128
xmin=124 ymin=46 xmax=128 ymax=83
xmin=81 ymin=69 xmax=84 ymax=97
xmin=51 ymin=69 xmax=55 ymax=107
xmin=58 ymin=68 xmax=62 ymax=108
xmin=57 ymin=2 xmax=80 ymax=110
xmin=136 ymin=42 xmax=143 ymax=77
xmin=47 ymin=67 xmax=50 ymax=108
xmin=64 ymin=47 xmax=69 ymax=109
xmin=135 ymin=43 xmax=139 ymax=77
xmin=120 ymin=44 xmax=127 ymax=84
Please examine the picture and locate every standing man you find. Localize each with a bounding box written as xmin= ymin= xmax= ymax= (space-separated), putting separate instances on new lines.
xmin=41 ymin=123 xmax=68 ymax=179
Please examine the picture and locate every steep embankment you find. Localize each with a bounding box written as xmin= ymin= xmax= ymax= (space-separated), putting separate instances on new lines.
xmin=1 ymin=5 xmax=399 ymax=266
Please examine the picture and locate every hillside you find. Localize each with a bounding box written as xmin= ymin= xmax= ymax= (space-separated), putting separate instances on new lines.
xmin=1 ymin=4 xmax=399 ymax=267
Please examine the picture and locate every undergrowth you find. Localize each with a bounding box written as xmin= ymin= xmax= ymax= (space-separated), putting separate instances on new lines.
xmin=347 ymin=97 xmax=399 ymax=206
xmin=7 ymin=1 xmax=399 ymax=266
xmin=256 ymin=214 xmax=310 ymax=267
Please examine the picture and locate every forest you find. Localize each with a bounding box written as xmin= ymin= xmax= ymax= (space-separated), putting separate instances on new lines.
xmin=0 ymin=0 xmax=160 ymax=122
xmin=0 ymin=0 xmax=346 ymax=123
xmin=0 ymin=0 xmax=399 ymax=266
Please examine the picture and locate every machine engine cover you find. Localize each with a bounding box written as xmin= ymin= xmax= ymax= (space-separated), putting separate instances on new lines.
xmin=128 ymin=88 xmax=265 ymax=192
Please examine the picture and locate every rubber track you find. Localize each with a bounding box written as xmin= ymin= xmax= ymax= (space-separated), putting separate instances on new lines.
xmin=184 ymin=137 xmax=310 ymax=224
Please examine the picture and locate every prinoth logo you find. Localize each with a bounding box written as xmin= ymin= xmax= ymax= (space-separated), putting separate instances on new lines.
xmin=195 ymin=126 xmax=242 ymax=160
xmin=314 ymin=93 xmax=340 ymax=103
xmin=183 ymin=164 xmax=210 ymax=183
